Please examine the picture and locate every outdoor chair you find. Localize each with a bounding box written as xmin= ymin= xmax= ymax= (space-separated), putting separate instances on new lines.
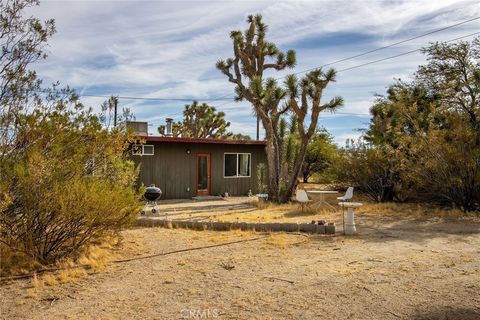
xmin=296 ymin=189 xmax=313 ymax=212
xmin=337 ymin=187 xmax=354 ymax=234
xmin=337 ymin=187 xmax=354 ymax=202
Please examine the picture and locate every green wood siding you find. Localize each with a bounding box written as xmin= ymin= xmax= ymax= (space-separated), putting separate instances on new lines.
xmin=132 ymin=141 xmax=267 ymax=199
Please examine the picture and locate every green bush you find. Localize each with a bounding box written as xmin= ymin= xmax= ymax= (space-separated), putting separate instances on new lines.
xmin=0 ymin=0 xmax=141 ymax=269
xmin=330 ymin=141 xmax=404 ymax=203
xmin=400 ymin=117 xmax=480 ymax=211
xmin=0 ymin=101 xmax=141 ymax=266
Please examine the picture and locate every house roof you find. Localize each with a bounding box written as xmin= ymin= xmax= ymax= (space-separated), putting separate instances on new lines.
xmin=140 ymin=136 xmax=267 ymax=145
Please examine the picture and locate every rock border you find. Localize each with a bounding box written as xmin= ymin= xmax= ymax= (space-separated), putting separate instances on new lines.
xmin=137 ymin=218 xmax=335 ymax=234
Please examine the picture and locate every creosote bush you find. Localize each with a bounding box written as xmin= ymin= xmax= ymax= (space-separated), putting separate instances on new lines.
xmin=0 ymin=99 xmax=141 ymax=270
xmin=329 ymin=37 xmax=480 ymax=212
xmin=0 ymin=0 xmax=141 ymax=272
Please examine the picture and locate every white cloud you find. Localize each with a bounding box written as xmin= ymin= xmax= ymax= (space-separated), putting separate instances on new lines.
xmin=27 ymin=0 xmax=480 ymax=141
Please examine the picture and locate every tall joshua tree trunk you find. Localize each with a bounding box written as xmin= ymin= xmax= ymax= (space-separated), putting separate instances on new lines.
xmin=265 ymin=134 xmax=279 ymax=200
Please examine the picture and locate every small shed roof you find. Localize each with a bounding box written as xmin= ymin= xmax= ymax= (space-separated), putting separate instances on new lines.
xmin=140 ymin=136 xmax=266 ymax=145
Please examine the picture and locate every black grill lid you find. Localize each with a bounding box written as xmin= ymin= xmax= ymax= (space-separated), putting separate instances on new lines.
xmin=145 ymin=184 xmax=162 ymax=194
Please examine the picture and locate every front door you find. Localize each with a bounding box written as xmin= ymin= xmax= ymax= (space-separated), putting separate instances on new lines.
xmin=196 ymin=153 xmax=211 ymax=196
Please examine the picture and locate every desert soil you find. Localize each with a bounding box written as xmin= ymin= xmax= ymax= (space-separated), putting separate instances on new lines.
xmin=1 ymin=206 xmax=479 ymax=320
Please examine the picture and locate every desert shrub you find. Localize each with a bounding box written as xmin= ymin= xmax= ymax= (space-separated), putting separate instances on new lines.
xmin=400 ymin=117 xmax=480 ymax=211
xmin=2 ymin=176 xmax=138 ymax=265
xmin=358 ymin=37 xmax=480 ymax=211
xmin=0 ymin=0 xmax=140 ymax=270
xmin=0 ymin=98 xmax=141 ymax=268
xmin=332 ymin=126 xmax=480 ymax=209
xmin=331 ymin=141 xmax=404 ymax=202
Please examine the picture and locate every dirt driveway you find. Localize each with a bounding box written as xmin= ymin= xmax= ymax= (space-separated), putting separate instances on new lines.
xmin=1 ymin=212 xmax=479 ymax=320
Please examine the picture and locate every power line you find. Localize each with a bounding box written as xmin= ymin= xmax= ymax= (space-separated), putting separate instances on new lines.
xmin=210 ymin=30 xmax=480 ymax=111
xmin=78 ymin=93 xmax=233 ymax=101
xmin=151 ymin=30 xmax=480 ymax=120
xmin=148 ymin=110 xmax=371 ymax=121
xmin=291 ymin=16 xmax=480 ymax=76
xmin=69 ymin=21 xmax=480 ymax=122
xmin=205 ymin=15 xmax=480 ymax=105
xmin=336 ymin=31 xmax=480 ymax=73
xmin=76 ymin=15 xmax=480 ymax=104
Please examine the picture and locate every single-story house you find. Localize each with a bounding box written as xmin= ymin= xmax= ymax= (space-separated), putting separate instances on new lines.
xmin=128 ymin=122 xmax=267 ymax=199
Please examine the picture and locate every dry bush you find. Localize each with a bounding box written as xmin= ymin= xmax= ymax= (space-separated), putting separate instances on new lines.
xmin=1 ymin=177 xmax=139 ymax=267
xmin=331 ymin=144 xmax=401 ymax=203
xmin=0 ymin=0 xmax=141 ymax=275
xmin=1 ymin=105 xmax=141 ymax=271
xmin=0 ymin=243 xmax=41 ymax=275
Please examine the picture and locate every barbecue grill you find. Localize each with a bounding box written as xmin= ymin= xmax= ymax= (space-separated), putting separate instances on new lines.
xmin=141 ymin=184 xmax=162 ymax=215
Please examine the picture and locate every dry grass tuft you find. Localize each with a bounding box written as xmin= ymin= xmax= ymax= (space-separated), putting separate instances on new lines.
xmin=41 ymin=273 xmax=57 ymax=286
xmin=77 ymin=245 xmax=112 ymax=270
xmin=263 ymin=234 xmax=290 ymax=249
xmin=28 ymin=267 xmax=88 ymax=296
xmin=176 ymin=259 xmax=188 ymax=266
xmin=261 ymin=233 xmax=304 ymax=249
xmin=358 ymin=202 xmax=466 ymax=219
xmin=56 ymin=268 xmax=88 ymax=283
xmin=24 ymin=243 xmax=112 ymax=292
xmin=0 ymin=244 xmax=42 ymax=276
xmin=207 ymin=230 xmax=256 ymax=243
xmin=31 ymin=273 xmax=44 ymax=289
xmin=249 ymin=200 xmax=274 ymax=210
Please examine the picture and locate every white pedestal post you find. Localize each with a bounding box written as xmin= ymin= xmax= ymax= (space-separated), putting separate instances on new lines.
xmin=338 ymin=202 xmax=362 ymax=235
xmin=344 ymin=207 xmax=356 ymax=235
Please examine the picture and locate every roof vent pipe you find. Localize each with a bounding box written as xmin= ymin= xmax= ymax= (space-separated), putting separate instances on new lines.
xmin=165 ymin=118 xmax=173 ymax=137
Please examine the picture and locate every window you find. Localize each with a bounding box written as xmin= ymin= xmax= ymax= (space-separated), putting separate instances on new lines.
xmin=224 ymin=154 xmax=237 ymax=177
xmin=132 ymin=144 xmax=154 ymax=156
xmin=143 ymin=145 xmax=154 ymax=155
xmin=224 ymin=153 xmax=251 ymax=177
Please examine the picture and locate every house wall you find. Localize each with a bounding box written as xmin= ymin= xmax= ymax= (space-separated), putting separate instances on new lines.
xmin=132 ymin=141 xmax=267 ymax=199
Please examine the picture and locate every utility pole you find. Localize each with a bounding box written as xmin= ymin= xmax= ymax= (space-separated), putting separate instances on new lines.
xmin=256 ymin=116 xmax=259 ymax=140
xmin=113 ymin=96 xmax=118 ymax=127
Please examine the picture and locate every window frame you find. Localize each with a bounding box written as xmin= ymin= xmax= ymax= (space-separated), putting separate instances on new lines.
xmin=132 ymin=144 xmax=154 ymax=156
xmin=223 ymin=152 xmax=251 ymax=178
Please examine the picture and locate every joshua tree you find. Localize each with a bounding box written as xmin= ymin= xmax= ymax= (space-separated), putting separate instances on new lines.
xmin=158 ymin=101 xmax=231 ymax=139
xmin=216 ymin=14 xmax=296 ymax=202
xmin=217 ymin=14 xmax=342 ymax=202
xmin=282 ymin=70 xmax=343 ymax=201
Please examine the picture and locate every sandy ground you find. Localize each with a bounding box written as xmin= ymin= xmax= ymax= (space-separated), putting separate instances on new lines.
xmin=1 ymin=205 xmax=480 ymax=320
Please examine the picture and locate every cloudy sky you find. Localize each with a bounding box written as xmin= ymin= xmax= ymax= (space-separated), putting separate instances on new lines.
xmin=30 ymin=0 xmax=480 ymax=144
